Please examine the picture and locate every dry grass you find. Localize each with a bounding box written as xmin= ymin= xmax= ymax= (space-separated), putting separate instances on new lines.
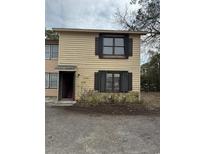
xmin=141 ymin=92 xmax=160 ymax=110
xmin=72 ymin=92 xmax=160 ymax=114
xmin=69 ymin=92 xmax=160 ymax=114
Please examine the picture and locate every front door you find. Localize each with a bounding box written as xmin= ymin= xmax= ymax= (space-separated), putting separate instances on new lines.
xmin=58 ymin=71 xmax=75 ymax=100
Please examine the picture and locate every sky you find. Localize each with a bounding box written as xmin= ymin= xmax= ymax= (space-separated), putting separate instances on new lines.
xmin=45 ymin=0 xmax=132 ymax=29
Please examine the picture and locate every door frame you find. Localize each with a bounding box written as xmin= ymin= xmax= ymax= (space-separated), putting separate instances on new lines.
xmin=58 ymin=71 xmax=75 ymax=101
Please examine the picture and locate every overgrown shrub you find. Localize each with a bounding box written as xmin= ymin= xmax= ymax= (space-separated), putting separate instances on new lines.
xmin=77 ymin=90 xmax=140 ymax=107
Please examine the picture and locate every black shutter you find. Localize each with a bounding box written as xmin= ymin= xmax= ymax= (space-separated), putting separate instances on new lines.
xmin=128 ymin=72 xmax=132 ymax=91
xmin=99 ymin=71 xmax=106 ymax=92
xmin=128 ymin=38 xmax=133 ymax=56
xmin=95 ymin=37 xmax=99 ymax=55
xmin=99 ymin=35 xmax=103 ymax=58
xmin=120 ymin=72 xmax=129 ymax=92
xmin=124 ymin=35 xmax=129 ymax=58
xmin=94 ymin=72 xmax=99 ymax=90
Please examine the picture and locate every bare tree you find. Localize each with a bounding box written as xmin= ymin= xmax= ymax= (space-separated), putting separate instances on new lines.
xmin=115 ymin=0 xmax=160 ymax=53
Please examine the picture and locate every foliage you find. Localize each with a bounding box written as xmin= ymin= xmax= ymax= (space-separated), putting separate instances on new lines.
xmin=45 ymin=29 xmax=59 ymax=40
xmin=115 ymin=0 xmax=160 ymax=50
xmin=75 ymin=91 xmax=160 ymax=113
xmin=77 ymin=90 xmax=140 ymax=107
xmin=141 ymin=52 xmax=160 ymax=91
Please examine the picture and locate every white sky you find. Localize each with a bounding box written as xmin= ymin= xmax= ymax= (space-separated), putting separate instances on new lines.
xmin=45 ymin=0 xmax=133 ymax=29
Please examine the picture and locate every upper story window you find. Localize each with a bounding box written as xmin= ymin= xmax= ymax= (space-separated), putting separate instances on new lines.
xmin=103 ymin=38 xmax=125 ymax=55
xmin=95 ymin=34 xmax=133 ymax=59
xmin=45 ymin=44 xmax=58 ymax=59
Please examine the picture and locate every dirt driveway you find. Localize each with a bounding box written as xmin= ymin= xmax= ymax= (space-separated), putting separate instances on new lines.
xmin=46 ymin=105 xmax=160 ymax=154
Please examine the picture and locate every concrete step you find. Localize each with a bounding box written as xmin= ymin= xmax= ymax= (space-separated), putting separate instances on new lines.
xmin=46 ymin=100 xmax=76 ymax=106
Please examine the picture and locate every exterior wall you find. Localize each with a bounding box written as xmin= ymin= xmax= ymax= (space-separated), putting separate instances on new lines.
xmin=45 ymin=40 xmax=58 ymax=97
xmin=45 ymin=60 xmax=58 ymax=97
xmin=45 ymin=59 xmax=58 ymax=97
xmin=45 ymin=88 xmax=58 ymax=97
xmin=58 ymin=32 xmax=141 ymax=100
xmin=45 ymin=60 xmax=58 ymax=72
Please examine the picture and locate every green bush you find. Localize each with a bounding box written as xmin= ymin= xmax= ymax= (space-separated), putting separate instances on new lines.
xmin=77 ymin=90 xmax=140 ymax=107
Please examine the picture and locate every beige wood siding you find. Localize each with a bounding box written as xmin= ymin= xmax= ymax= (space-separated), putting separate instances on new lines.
xmin=45 ymin=60 xmax=58 ymax=72
xmin=45 ymin=89 xmax=58 ymax=97
xmin=58 ymin=32 xmax=140 ymax=99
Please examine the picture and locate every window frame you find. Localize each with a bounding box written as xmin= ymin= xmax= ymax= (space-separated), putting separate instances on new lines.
xmin=45 ymin=73 xmax=49 ymax=88
xmin=45 ymin=72 xmax=58 ymax=89
xmin=45 ymin=44 xmax=59 ymax=60
xmin=50 ymin=44 xmax=58 ymax=59
xmin=45 ymin=45 xmax=51 ymax=60
xmin=102 ymin=35 xmax=126 ymax=58
xmin=105 ymin=71 xmax=121 ymax=93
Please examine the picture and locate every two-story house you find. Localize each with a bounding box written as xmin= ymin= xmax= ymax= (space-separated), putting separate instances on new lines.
xmin=45 ymin=28 xmax=146 ymax=103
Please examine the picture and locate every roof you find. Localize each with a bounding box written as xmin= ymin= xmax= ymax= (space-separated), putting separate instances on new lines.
xmin=45 ymin=39 xmax=58 ymax=45
xmin=52 ymin=28 xmax=147 ymax=35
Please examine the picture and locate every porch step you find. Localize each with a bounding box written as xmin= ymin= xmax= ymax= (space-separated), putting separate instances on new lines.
xmin=46 ymin=100 xmax=76 ymax=106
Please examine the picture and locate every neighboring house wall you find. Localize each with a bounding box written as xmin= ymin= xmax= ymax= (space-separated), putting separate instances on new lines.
xmin=45 ymin=40 xmax=58 ymax=97
xmin=58 ymin=32 xmax=141 ymax=100
xmin=45 ymin=60 xmax=58 ymax=96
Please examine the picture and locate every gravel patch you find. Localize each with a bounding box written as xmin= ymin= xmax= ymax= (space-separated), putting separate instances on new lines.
xmin=46 ymin=104 xmax=159 ymax=154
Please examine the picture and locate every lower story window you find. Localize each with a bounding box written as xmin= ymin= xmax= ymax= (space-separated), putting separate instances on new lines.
xmin=94 ymin=71 xmax=132 ymax=93
xmin=106 ymin=73 xmax=120 ymax=92
xmin=45 ymin=73 xmax=58 ymax=89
